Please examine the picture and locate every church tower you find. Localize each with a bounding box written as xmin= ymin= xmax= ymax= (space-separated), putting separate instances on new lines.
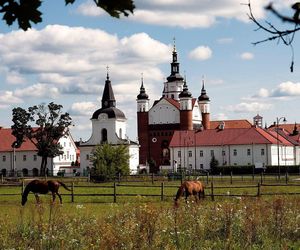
xmin=80 ymin=69 xmax=139 ymax=174
xmin=198 ymin=80 xmax=210 ymax=130
xmin=136 ymin=76 xmax=149 ymax=165
xmin=179 ymin=77 xmax=193 ymax=130
xmin=162 ymin=41 xmax=184 ymax=100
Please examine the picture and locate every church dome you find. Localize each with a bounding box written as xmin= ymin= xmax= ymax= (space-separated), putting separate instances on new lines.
xmin=198 ymin=81 xmax=210 ymax=101
xmin=92 ymin=107 xmax=126 ymax=119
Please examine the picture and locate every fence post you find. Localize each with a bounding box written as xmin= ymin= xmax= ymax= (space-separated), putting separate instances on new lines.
xmin=257 ymin=182 xmax=261 ymax=197
xmin=285 ymin=172 xmax=288 ymax=184
xmin=161 ymin=182 xmax=164 ymax=201
xmin=71 ymin=182 xmax=74 ymax=203
xmin=152 ymin=173 xmax=154 ymax=184
xmin=206 ymin=172 xmax=209 ymax=184
xmin=211 ymin=182 xmax=214 ymax=201
xmin=260 ymin=172 xmax=263 ymax=184
xmin=113 ymin=182 xmax=117 ymax=203
xmin=230 ymin=171 xmax=233 ymax=184
xmin=1 ymin=174 xmax=3 ymax=184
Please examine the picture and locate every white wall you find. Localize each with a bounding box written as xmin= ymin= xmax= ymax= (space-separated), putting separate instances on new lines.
xmin=149 ymin=99 xmax=180 ymax=124
xmin=170 ymin=143 xmax=291 ymax=170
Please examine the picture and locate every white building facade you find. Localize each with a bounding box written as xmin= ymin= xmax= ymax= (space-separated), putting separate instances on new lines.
xmin=0 ymin=128 xmax=78 ymax=176
xmin=79 ymin=73 xmax=139 ymax=174
xmin=169 ymin=127 xmax=297 ymax=172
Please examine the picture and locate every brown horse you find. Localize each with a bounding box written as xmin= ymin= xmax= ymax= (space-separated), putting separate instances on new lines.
xmin=21 ymin=179 xmax=71 ymax=206
xmin=174 ymin=180 xmax=205 ymax=206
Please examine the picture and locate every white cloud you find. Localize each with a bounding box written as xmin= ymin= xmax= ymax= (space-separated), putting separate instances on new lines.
xmin=69 ymin=102 xmax=97 ymax=116
xmin=271 ymin=81 xmax=300 ymax=97
xmin=14 ymin=83 xmax=60 ymax=99
xmin=252 ymin=81 xmax=300 ymax=99
xmin=76 ymin=1 xmax=105 ymax=17
xmin=224 ymin=102 xmax=272 ymax=113
xmin=217 ymin=38 xmax=233 ymax=44
xmin=0 ymin=91 xmax=23 ymax=104
xmin=240 ymin=52 xmax=254 ymax=60
xmin=75 ymin=0 xmax=291 ymax=28
xmin=0 ymin=25 xmax=170 ymax=101
xmin=189 ymin=46 xmax=212 ymax=61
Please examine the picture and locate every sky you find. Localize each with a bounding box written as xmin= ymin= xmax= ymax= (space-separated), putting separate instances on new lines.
xmin=0 ymin=0 xmax=299 ymax=142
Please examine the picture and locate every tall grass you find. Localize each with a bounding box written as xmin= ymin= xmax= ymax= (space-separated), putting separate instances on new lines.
xmin=0 ymin=196 xmax=299 ymax=249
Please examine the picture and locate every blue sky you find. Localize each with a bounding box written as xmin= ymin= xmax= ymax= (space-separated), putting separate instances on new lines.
xmin=0 ymin=0 xmax=299 ymax=142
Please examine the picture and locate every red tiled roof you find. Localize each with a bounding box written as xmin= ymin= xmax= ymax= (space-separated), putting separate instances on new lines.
xmin=165 ymin=98 xmax=180 ymax=109
xmin=0 ymin=128 xmax=37 ymax=152
xmin=210 ymin=120 xmax=252 ymax=129
xmin=170 ymin=127 xmax=293 ymax=147
xmin=277 ymin=123 xmax=300 ymax=134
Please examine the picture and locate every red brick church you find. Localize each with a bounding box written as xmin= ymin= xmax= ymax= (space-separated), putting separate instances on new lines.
xmin=136 ymin=45 xmax=211 ymax=173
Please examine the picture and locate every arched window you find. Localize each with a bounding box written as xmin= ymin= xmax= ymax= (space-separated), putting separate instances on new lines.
xmin=32 ymin=168 xmax=39 ymax=177
xmin=22 ymin=168 xmax=28 ymax=177
xmin=101 ymin=129 xmax=108 ymax=143
xmin=119 ymin=128 xmax=122 ymax=138
xmin=1 ymin=169 xmax=6 ymax=177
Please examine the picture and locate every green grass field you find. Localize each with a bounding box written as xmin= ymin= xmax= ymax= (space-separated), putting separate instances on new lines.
xmin=0 ymin=177 xmax=299 ymax=249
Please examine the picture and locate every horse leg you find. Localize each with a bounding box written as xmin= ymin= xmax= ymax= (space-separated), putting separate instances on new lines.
xmin=51 ymin=192 xmax=56 ymax=204
xmin=34 ymin=193 xmax=40 ymax=204
xmin=56 ymin=192 xmax=62 ymax=204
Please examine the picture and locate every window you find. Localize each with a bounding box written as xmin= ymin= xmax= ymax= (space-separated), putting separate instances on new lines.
xmin=178 ymin=151 xmax=181 ymax=158
xmin=200 ymin=164 xmax=203 ymax=169
xmin=261 ymin=148 xmax=265 ymax=156
xmin=23 ymin=155 xmax=27 ymax=161
xmin=199 ymin=150 xmax=203 ymax=157
xmin=222 ymin=150 xmax=226 ymax=156
xmin=67 ymin=151 xmax=69 ymax=159
xmin=210 ymin=150 xmax=214 ymax=157
xmin=64 ymin=142 xmax=66 ymax=147
xmin=247 ymin=149 xmax=251 ymax=156
xmin=119 ymin=128 xmax=122 ymax=138
xmin=2 ymin=155 xmax=6 ymax=162
xmin=188 ymin=151 xmax=192 ymax=157
xmin=33 ymin=155 xmax=37 ymax=161
xmin=101 ymin=129 xmax=108 ymax=142
xmin=233 ymin=149 xmax=237 ymax=156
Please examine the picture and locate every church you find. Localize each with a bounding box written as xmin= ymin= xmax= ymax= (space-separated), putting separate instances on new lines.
xmin=136 ymin=44 xmax=211 ymax=173
xmin=136 ymin=45 xmax=300 ymax=173
xmin=80 ymin=72 xmax=139 ymax=174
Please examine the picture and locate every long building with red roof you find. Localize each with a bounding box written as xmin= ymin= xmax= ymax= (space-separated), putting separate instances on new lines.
xmin=168 ymin=126 xmax=297 ymax=171
xmin=0 ymin=127 xmax=79 ymax=176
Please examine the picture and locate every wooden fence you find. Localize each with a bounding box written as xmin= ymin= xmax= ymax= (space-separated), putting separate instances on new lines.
xmin=0 ymin=180 xmax=300 ymax=203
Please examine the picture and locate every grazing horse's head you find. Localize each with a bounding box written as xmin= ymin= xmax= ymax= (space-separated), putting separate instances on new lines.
xmin=21 ymin=194 xmax=27 ymax=206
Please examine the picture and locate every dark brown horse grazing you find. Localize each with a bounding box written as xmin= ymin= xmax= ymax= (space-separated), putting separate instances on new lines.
xmin=21 ymin=179 xmax=71 ymax=206
xmin=174 ymin=180 xmax=205 ymax=206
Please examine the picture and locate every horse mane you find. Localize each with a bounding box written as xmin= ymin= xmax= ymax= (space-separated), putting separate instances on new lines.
xmin=22 ymin=182 xmax=31 ymax=198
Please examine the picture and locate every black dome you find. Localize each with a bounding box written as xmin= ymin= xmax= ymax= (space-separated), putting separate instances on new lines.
xmin=137 ymin=92 xmax=149 ymax=100
xmin=92 ymin=107 xmax=126 ymax=119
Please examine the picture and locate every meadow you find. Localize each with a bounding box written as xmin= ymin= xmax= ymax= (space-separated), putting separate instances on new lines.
xmin=0 ymin=176 xmax=300 ymax=249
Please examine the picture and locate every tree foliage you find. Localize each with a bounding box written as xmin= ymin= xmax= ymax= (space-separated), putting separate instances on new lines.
xmin=11 ymin=102 xmax=72 ymax=176
xmin=210 ymin=155 xmax=219 ymax=170
xmin=248 ymin=1 xmax=300 ymax=72
xmin=0 ymin=0 xmax=135 ymax=31
xmin=91 ymin=143 xmax=130 ymax=179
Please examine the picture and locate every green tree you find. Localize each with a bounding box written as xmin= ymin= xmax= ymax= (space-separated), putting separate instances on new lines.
xmin=210 ymin=155 xmax=219 ymax=171
xmin=91 ymin=143 xmax=130 ymax=180
xmin=11 ymin=102 xmax=72 ymax=176
xmin=0 ymin=0 xmax=135 ymax=31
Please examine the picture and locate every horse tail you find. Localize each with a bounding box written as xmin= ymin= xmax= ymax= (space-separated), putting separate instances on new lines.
xmin=58 ymin=181 xmax=71 ymax=191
